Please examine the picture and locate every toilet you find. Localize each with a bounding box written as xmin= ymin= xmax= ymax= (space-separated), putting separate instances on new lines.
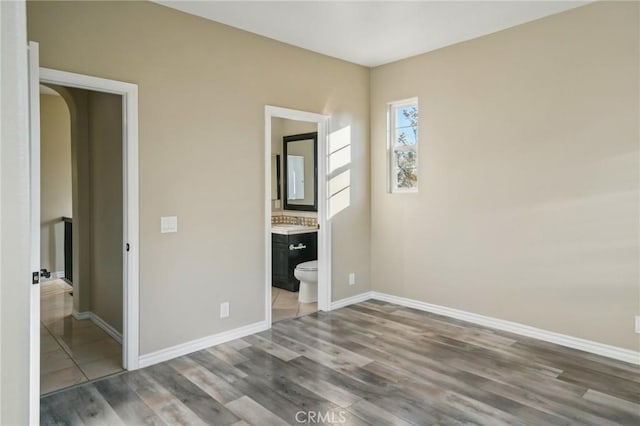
xmin=294 ymin=260 xmax=318 ymax=303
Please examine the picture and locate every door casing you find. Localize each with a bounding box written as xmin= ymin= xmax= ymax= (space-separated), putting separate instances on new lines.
xmin=264 ymin=106 xmax=332 ymax=326
xmin=28 ymin=42 xmax=140 ymax=422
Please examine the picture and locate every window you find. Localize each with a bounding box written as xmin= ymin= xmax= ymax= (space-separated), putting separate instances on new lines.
xmin=388 ymin=98 xmax=419 ymax=192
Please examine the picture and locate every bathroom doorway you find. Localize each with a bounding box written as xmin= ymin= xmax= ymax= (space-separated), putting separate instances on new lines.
xmin=264 ymin=106 xmax=331 ymax=325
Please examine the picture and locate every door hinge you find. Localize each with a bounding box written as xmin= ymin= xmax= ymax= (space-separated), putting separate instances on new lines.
xmin=32 ymin=272 xmax=40 ymax=285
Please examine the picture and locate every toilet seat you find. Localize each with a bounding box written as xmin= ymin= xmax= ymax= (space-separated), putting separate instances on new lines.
xmin=296 ymin=260 xmax=318 ymax=271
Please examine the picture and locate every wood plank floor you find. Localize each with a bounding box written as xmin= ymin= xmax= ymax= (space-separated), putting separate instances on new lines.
xmin=41 ymin=300 xmax=640 ymax=425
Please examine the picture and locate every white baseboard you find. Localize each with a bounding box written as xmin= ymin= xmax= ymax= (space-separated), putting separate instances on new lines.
xmin=370 ymin=292 xmax=640 ymax=366
xmin=71 ymin=310 xmax=90 ymax=320
xmin=72 ymin=310 xmax=122 ymax=344
xmin=138 ymin=320 xmax=269 ymax=369
xmin=330 ymin=291 xmax=373 ymax=310
xmin=90 ymin=313 xmax=123 ymax=344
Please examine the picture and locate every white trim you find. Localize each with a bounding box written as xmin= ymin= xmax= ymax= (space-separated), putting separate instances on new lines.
xmin=90 ymin=314 xmax=122 ymax=344
xmin=329 ymin=292 xmax=373 ymax=310
xmin=370 ymin=292 xmax=640 ymax=366
xmin=138 ymin=320 xmax=269 ymax=368
xmin=72 ymin=310 xmax=123 ymax=344
xmin=317 ymin=116 xmax=331 ymax=313
xmin=37 ymin=67 xmax=140 ymax=370
xmin=264 ymin=106 xmax=332 ymax=328
xmin=123 ymin=76 xmax=140 ymax=371
xmin=71 ymin=310 xmax=90 ymax=320
xmin=28 ymin=40 xmax=41 ymax=426
xmin=264 ymin=109 xmax=273 ymax=327
xmin=40 ymin=68 xmax=138 ymax=96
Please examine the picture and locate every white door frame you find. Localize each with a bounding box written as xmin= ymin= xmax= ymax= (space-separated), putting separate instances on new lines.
xmin=29 ymin=52 xmax=140 ymax=419
xmin=28 ymin=41 xmax=42 ymax=426
xmin=264 ymin=106 xmax=331 ymax=325
xmin=38 ymin=67 xmax=140 ymax=370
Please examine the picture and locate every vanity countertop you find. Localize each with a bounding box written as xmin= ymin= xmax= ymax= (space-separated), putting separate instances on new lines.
xmin=271 ymin=224 xmax=319 ymax=235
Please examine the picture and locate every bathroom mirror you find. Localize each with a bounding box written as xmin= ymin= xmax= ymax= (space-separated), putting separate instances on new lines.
xmin=271 ymin=154 xmax=281 ymax=200
xmin=287 ymin=156 xmax=305 ymax=200
xmin=283 ymin=132 xmax=317 ymax=211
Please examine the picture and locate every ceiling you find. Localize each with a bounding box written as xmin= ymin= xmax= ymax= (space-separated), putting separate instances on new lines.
xmin=153 ymin=1 xmax=589 ymax=67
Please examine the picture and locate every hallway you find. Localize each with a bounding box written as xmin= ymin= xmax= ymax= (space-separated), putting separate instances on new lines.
xmin=40 ymin=279 xmax=123 ymax=394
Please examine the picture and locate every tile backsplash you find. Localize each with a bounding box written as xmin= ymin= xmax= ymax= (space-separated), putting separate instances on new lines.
xmin=272 ymin=214 xmax=317 ymax=227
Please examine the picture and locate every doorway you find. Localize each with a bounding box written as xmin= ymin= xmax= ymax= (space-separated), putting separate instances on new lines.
xmin=264 ymin=106 xmax=331 ymax=326
xmin=28 ymin=41 xmax=140 ymax=420
xmin=38 ymin=83 xmax=124 ymax=394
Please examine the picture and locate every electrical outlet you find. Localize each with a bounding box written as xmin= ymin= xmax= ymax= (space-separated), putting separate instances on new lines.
xmin=220 ymin=302 xmax=229 ymax=318
xmin=349 ymin=272 xmax=356 ymax=286
xmin=635 ymin=315 xmax=640 ymax=334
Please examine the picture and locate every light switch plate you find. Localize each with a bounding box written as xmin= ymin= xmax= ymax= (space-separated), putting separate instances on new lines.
xmin=220 ymin=302 xmax=230 ymax=318
xmin=160 ymin=216 xmax=178 ymax=233
xmin=635 ymin=315 xmax=640 ymax=334
xmin=349 ymin=272 xmax=356 ymax=286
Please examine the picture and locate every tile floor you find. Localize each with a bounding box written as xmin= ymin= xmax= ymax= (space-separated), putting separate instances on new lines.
xmin=271 ymin=286 xmax=318 ymax=322
xmin=40 ymin=279 xmax=123 ymax=395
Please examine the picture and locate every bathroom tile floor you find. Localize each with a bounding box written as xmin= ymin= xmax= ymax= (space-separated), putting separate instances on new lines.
xmin=272 ymin=286 xmax=318 ymax=322
xmin=40 ymin=279 xmax=123 ymax=395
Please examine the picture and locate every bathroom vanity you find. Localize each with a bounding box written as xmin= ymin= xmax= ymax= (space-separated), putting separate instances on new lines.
xmin=272 ymin=225 xmax=317 ymax=291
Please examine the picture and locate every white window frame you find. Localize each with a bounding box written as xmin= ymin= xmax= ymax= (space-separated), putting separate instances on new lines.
xmin=388 ymin=97 xmax=419 ymax=193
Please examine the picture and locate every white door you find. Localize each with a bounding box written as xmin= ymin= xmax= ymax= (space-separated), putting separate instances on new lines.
xmin=28 ymin=40 xmax=41 ymax=425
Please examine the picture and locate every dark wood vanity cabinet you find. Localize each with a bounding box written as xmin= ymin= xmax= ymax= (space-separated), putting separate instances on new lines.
xmin=272 ymin=232 xmax=317 ymax=292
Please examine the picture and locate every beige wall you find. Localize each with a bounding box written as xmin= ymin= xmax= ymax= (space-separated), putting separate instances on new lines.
xmin=88 ymin=91 xmax=123 ymax=333
xmin=1 ymin=0 xmax=31 ymax=423
xmin=370 ymin=1 xmax=640 ymax=350
xmin=27 ymin=0 xmax=371 ymax=354
xmin=40 ymin=93 xmax=72 ymax=274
